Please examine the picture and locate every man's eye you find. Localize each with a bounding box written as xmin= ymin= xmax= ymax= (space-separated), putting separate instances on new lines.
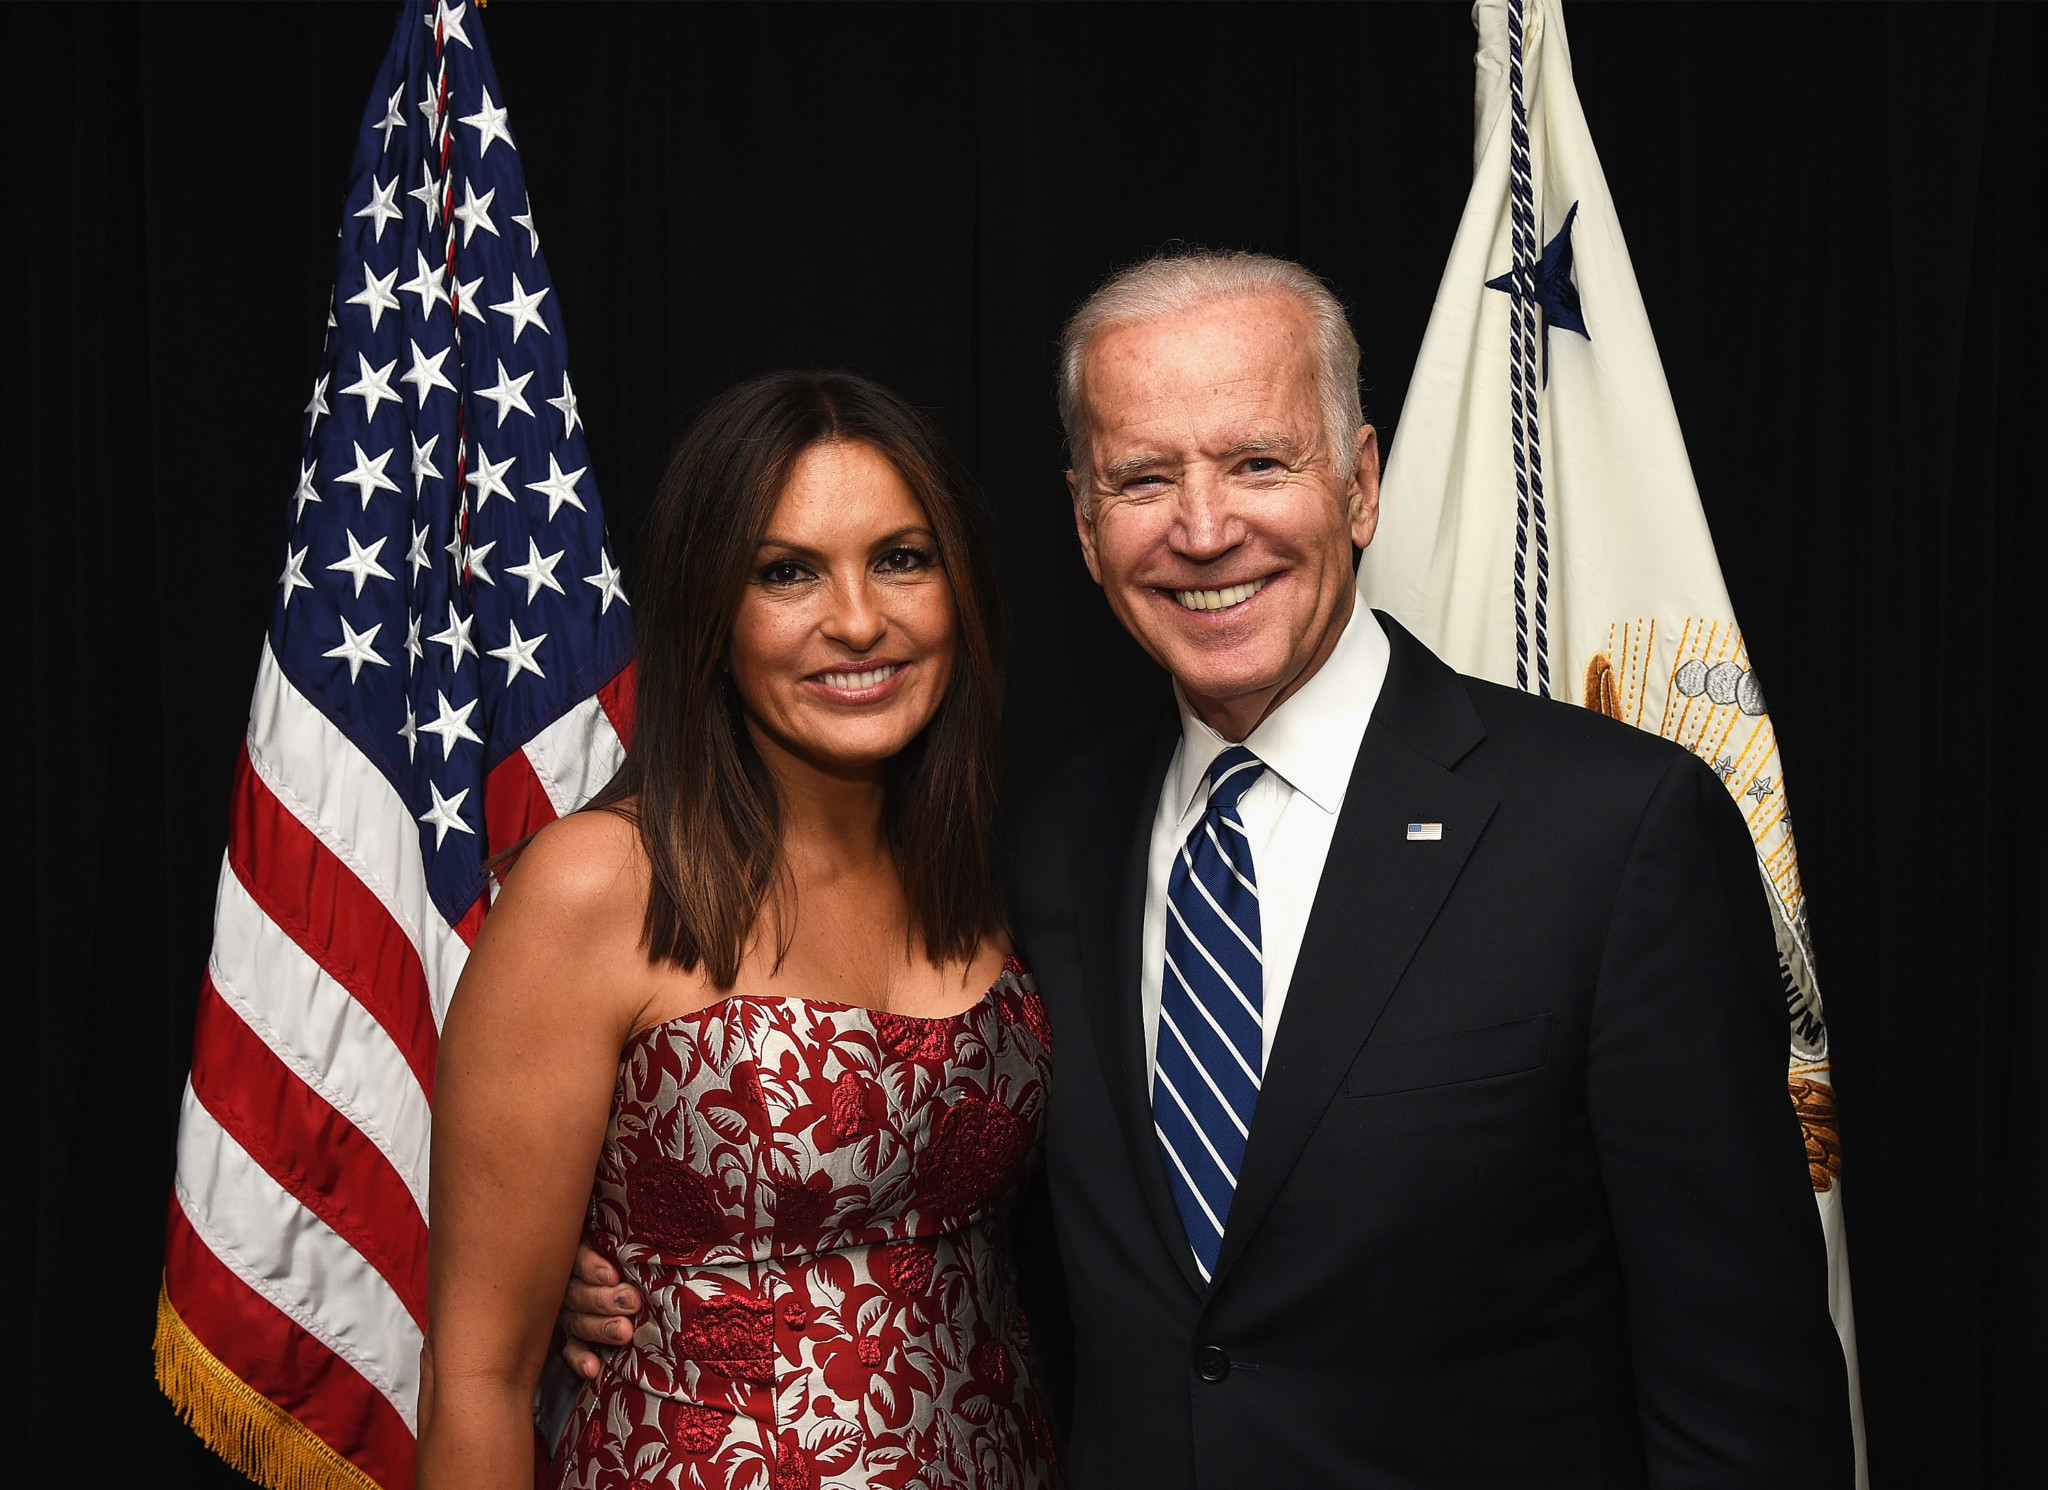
xmin=877 ymin=547 xmax=934 ymax=573
xmin=758 ymin=560 xmax=809 ymax=586
xmin=1243 ymin=458 xmax=1282 ymax=474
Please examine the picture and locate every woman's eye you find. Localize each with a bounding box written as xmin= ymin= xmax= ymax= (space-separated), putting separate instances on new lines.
xmin=877 ymin=547 xmax=933 ymax=573
xmin=758 ymin=560 xmax=809 ymax=586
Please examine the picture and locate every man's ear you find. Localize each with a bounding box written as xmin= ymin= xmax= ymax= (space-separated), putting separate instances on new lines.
xmin=1347 ymin=424 xmax=1382 ymax=551
xmin=1068 ymin=470 xmax=1104 ymax=586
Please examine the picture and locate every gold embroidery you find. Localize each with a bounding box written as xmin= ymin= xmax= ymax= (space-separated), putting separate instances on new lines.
xmin=1788 ymin=1076 xmax=1844 ymax=1192
xmin=1583 ymin=651 xmax=1623 ymax=720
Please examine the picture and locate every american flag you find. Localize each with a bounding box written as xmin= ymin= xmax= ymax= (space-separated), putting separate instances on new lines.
xmin=155 ymin=6 xmax=634 ymax=1487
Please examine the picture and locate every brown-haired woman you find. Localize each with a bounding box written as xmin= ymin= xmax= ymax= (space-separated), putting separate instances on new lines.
xmin=417 ymin=372 xmax=1056 ymax=1490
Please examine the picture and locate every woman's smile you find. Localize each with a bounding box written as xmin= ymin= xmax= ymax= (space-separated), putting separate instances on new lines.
xmin=803 ymin=659 xmax=910 ymax=704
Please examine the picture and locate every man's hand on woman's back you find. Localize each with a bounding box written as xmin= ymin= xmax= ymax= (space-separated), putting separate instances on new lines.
xmin=558 ymin=1241 xmax=640 ymax=1378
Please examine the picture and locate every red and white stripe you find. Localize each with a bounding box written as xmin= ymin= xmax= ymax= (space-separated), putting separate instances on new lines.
xmin=165 ymin=638 xmax=632 ymax=1485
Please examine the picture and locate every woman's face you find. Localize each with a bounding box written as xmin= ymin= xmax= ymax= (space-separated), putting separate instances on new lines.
xmin=728 ymin=439 xmax=958 ymax=776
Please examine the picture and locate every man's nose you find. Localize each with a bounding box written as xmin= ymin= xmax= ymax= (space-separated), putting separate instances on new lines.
xmin=1172 ymin=471 xmax=1239 ymax=560
xmin=821 ymin=576 xmax=889 ymax=654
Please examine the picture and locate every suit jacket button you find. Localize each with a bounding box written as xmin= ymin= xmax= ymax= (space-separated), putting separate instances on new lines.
xmin=1194 ymin=1345 xmax=1230 ymax=1382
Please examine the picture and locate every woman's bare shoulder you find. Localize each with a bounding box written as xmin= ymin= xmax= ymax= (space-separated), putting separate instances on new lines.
xmin=971 ymin=932 xmax=1014 ymax=990
xmin=493 ymin=808 xmax=648 ymax=931
xmin=442 ymin=808 xmax=659 ymax=1056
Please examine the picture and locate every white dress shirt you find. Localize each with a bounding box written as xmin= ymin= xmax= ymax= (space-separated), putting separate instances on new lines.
xmin=1141 ymin=590 xmax=1390 ymax=1079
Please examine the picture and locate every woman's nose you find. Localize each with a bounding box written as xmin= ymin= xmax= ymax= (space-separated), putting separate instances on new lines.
xmin=821 ymin=578 xmax=888 ymax=653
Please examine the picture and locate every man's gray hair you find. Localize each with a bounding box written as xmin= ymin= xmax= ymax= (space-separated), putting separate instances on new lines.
xmin=1056 ymin=249 xmax=1364 ymax=496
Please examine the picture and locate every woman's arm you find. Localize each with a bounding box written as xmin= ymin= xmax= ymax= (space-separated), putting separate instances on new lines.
xmin=416 ymin=812 xmax=653 ymax=1490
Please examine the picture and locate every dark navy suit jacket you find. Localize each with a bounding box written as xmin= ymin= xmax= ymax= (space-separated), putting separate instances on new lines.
xmin=1004 ymin=615 xmax=1852 ymax=1489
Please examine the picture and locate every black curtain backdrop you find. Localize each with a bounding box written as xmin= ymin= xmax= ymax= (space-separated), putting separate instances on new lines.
xmin=7 ymin=3 xmax=2041 ymax=1485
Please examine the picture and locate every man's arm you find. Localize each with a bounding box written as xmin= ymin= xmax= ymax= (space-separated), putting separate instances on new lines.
xmin=1586 ymin=754 xmax=1852 ymax=1486
xmin=997 ymin=771 xmax=1094 ymax=1445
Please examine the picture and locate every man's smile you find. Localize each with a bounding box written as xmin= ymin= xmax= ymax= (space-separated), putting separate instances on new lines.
xmin=1160 ymin=575 xmax=1274 ymax=614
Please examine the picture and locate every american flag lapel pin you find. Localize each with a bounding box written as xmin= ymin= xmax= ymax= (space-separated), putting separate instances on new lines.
xmin=1406 ymin=822 xmax=1443 ymax=841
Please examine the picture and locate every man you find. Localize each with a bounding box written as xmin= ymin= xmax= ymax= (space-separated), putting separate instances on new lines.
xmin=564 ymin=251 xmax=1853 ymax=1485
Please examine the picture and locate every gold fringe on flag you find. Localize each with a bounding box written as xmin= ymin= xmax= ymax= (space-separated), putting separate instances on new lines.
xmin=154 ymin=1278 xmax=382 ymax=1490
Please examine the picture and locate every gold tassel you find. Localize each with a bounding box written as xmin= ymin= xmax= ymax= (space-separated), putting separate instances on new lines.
xmin=1583 ymin=652 xmax=1624 ymax=721
xmin=154 ymin=1279 xmax=384 ymax=1490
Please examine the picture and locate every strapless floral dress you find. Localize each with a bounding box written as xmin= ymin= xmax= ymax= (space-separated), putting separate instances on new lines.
xmin=550 ymin=959 xmax=1056 ymax=1490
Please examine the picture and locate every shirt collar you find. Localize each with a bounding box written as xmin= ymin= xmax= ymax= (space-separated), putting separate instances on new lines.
xmin=1168 ymin=588 xmax=1391 ymax=827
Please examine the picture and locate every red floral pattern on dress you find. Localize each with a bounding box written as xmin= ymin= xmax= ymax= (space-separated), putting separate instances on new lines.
xmin=993 ymin=983 xmax=1054 ymax=1054
xmin=866 ymin=1009 xmax=961 ymax=1064
xmin=916 ymin=1097 xmax=1028 ymax=1222
xmin=550 ymin=959 xmax=1053 ymax=1490
xmin=628 ymin=1154 xmax=722 ymax=1254
xmin=773 ymin=1435 xmax=820 ymax=1490
xmin=772 ymin=1175 xmax=839 ymax=1237
xmin=830 ymin=1071 xmax=878 ymax=1141
xmin=677 ymin=1291 xmax=776 ymax=1383
xmin=884 ymin=1240 xmax=935 ymax=1297
xmin=660 ymin=1400 xmax=731 ymax=1456
xmin=968 ymin=1341 xmax=1011 ymax=1393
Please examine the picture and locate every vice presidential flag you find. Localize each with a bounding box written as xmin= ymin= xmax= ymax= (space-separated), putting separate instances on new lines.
xmin=1358 ymin=0 xmax=1865 ymax=1476
xmin=155 ymin=5 xmax=635 ymax=1487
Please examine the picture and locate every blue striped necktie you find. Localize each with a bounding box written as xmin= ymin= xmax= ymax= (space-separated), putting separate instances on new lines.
xmin=1154 ymin=744 xmax=1266 ymax=1282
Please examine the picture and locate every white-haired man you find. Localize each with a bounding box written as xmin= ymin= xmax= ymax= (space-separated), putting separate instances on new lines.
xmin=562 ymin=251 xmax=1853 ymax=1485
xmin=1013 ymin=250 xmax=1849 ymax=1486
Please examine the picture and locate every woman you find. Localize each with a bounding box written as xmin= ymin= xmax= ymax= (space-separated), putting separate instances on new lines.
xmin=417 ymin=372 xmax=1056 ymax=1490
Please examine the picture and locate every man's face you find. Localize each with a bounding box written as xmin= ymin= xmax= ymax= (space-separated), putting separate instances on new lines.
xmin=1070 ymin=292 xmax=1380 ymax=739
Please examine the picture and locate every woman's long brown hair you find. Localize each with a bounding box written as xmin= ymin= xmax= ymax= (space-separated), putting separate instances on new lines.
xmin=584 ymin=371 xmax=1007 ymax=987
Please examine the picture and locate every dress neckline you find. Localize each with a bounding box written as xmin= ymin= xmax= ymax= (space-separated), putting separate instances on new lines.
xmin=625 ymin=953 xmax=1028 ymax=1050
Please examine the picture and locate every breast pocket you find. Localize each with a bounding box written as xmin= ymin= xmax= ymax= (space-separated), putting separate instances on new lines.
xmin=1346 ymin=1013 xmax=1554 ymax=1097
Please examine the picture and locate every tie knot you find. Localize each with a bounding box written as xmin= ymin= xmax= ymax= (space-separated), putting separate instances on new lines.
xmin=1205 ymin=746 xmax=1266 ymax=812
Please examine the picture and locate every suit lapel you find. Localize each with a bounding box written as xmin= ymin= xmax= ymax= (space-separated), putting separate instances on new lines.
xmin=1067 ymin=715 xmax=1208 ymax=1295
xmin=1206 ymin=619 xmax=1498 ymax=1293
